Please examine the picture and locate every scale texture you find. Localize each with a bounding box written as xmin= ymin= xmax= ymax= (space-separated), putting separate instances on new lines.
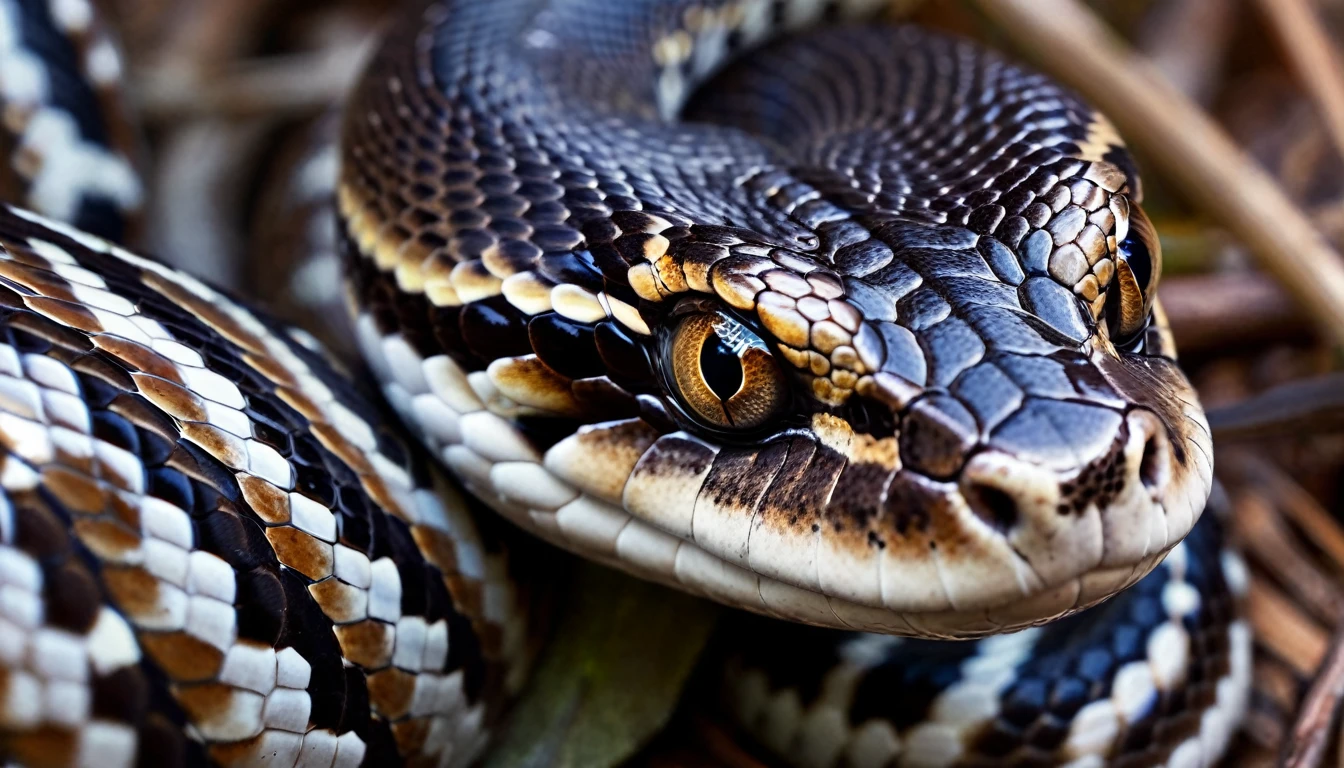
xmin=720 ymin=513 xmax=1249 ymax=767
xmin=341 ymin=0 xmax=1213 ymax=636
xmin=0 ymin=0 xmax=1248 ymax=766
xmin=0 ymin=205 xmax=530 ymax=767
xmin=0 ymin=0 xmax=141 ymax=242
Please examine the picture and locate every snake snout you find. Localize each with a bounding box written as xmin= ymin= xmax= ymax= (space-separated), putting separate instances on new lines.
xmin=952 ymin=406 xmax=1200 ymax=619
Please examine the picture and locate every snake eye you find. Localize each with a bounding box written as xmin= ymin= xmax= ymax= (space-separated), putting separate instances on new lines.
xmin=1105 ymin=202 xmax=1162 ymax=345
xmin=666 ymin=311 xmax=788 ymax=430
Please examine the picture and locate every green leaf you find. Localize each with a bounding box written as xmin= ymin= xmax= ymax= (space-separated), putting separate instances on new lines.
xmin=483 ymin=561 xmax=722 ymax=768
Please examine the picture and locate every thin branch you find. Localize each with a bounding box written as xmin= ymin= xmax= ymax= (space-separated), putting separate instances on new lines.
xmin=1228 ymin=454 xmax=1344 ymax=575
xmin=1252 ymin=0 xmax=1344 ymax=166
xmin=155 ymin=0 xmax=274 ymax=72
xmin=134 ymin=41 xmax=373 ymax=120
xmin=1160 ymin=273 xmax=1310 ymax=354
xmin=1251 ymin=653 xmax=1304 ymax=753
xmin=1234 ymin=491 xmax=1344 ymax=626
xmin=1281 ymin=624 xmax=1344 ymax=768
xmin=1258 ymin=655 xmax=1307 ymax=715
xmin=1209 ymin=373 xmax=1344 ymax=441
xmin=1248 ymin=576 xmax=1330 ymax=678
xmin=1136 ymin=0 xmax=1238 ymax=105
xmin=965 ymin=0 xmax=1344 ymax=349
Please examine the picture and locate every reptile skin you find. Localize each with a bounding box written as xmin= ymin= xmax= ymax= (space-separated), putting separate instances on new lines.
xmin=0 ymin=0 xmax=1247 ymax=766
xmin=342 ymin=0 xmax=1213 ymax=636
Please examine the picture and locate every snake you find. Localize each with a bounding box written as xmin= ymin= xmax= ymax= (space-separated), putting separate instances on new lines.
xmin=0 ymin=0 xmax=1251 ymax=767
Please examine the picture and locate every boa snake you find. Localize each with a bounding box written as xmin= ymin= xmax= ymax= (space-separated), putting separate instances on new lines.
xmin=0 ymin=0 xmax=1250 ymax=766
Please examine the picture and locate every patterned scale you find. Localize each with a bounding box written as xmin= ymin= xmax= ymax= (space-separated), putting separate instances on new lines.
xmin=0 ymin=0 xmax=141 ymax=242
xmin=340 ymin=0 xmax=1214 ymax=638
xmin=718 ymin=514 xmax=1250 ymax=767
xmin=0 ymin=1 xmax=1251 ymax=767
xmin=0 ymin=205 xmax=531 ymax=767
xmin=683 ymin=24 xmax=1144 ymax=341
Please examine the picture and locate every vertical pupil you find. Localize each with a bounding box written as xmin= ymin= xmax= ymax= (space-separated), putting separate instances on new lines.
xmin=1120 ymin=235 xmax=1151 ymax=292
xmin=700 ymin=333 xmax=744 ymax=403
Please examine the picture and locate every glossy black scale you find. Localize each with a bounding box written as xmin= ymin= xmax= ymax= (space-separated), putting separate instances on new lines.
xmin=294 ymin=463 xmax=338 ymax=508
xmin=537 ymin=250 xmax=606 ymax=293
xmin=235 ymin=567 xmax=287 ymax=646
xmin=459 ymin=294 xmax=533 ymax=361
xmin=445 ymin=589 xmax=491 ymax=701
xmin=197 ymin=511 xmax=277 ymax=572
xmin=529 ymin=313 xmax=605 ymax=379
xmin=42 ymin=560 xmax=101 ymax=632
xmin=337 ymin=496 xmax=374 ymax=553
xmin=168 ymin=441 xmax=242 ymax=506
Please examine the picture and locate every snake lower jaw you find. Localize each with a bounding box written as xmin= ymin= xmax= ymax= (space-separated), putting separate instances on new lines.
xmin=361 ymin=314 xmax=1216 ymax=640
xmin=427 ymin=409 xmax=1209 ymax=640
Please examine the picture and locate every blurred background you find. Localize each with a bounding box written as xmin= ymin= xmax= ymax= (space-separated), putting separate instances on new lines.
xmin=84 ymin=0 xmax=1344 ymax=765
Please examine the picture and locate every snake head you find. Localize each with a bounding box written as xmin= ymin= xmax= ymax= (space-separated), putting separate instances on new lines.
xmin=598 ymin=173 xmax=1208 ymax=639
xmin=352 ymin=169 xmax=1211 ymax=640
xmin=344 ymin=18 xmax=1212 ymax=639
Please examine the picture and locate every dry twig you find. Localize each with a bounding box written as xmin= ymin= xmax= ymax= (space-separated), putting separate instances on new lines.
xmin=1234 ymin=491 xmax=1344 ymax=625
xmin=1252 ymin=0 xmax=1344 ymax=166
xmin=1280 ymin=624 xmax=1344 ymax=768
xmin=1160 ymin=273 xmax=1310 ymax=354
xmin=150 ymin=0 xmax=274 ymax=74
xmin=1136 ymin=0 xmax=1237 ymax=105
xmin=1248 ymin=577 xmax=1330 ymax=678
xmin=135 ymin=42 xmax=373 ymax=119
xmin=965 ymin=0 xmax=1344 ymax=349
xmin=1230 ymin=454 xmax=1344 ymax=575
xmin=1249 ymin=656 xmax=1301 ymax=749
xmin=1209 ymin=374 xmax=1344 ymax=441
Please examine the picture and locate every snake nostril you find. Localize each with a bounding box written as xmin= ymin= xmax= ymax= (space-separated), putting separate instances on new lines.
xmin=1127 ymin=410 xmax=1172 ymax=497
xmin=965 ymin=482 xmax=1019 ymax=535
xmin=1140 ymin=433 xmax=1165 ymax=493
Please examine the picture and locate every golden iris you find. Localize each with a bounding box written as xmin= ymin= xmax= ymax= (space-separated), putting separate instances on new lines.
xmin=668 ymin=311 xmax=787 ymax=430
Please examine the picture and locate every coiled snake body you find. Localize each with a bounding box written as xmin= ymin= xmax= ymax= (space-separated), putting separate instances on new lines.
xmin=0 ymin=0 xmax=1249 ymax=766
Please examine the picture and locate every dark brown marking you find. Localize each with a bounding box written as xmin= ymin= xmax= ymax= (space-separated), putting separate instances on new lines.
xmin=40 ymin=465 xmax=106 ymax=514
xmin=309 ymin=576 xmax=368 ymax=624
xmin=265 ymin=526 xmax=334 ymax=581
xmin=180 ymin=422 xmax=248 ymax=470
xmin=139 ymin=632 xmax=225 ymax=682
xmin=173 ymin=683 xmax=250 ymax=730
xmin=131 ymin=372 xmax=208 ymax=423
xmin=237 ymin=475 xmax=290 ymax=525
xmin=92 ymin=335 xmax=186 ymax=384
xmin=367 ymin=666 xmax=416 ymax=720
xmin=700 ymin=440 xmax=791 ymax=516
xmin=6 ymin=725 xmax=77 ymax=767
xmin=391 ymin=718 xmax=432 ymax=758
xmin=334 ymin=619 xmax=395 ymax=669
xmin=142 ymin=272 xmax=268 ymax=356
xmin=22 ymin=295 xmax=103 ymax=334
xmin=72 ymin=518 xmax=142 ymax=562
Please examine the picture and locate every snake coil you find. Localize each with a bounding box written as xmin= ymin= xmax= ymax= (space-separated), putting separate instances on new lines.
xmin=0 ymin=0 xmax=1247 ymax=766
